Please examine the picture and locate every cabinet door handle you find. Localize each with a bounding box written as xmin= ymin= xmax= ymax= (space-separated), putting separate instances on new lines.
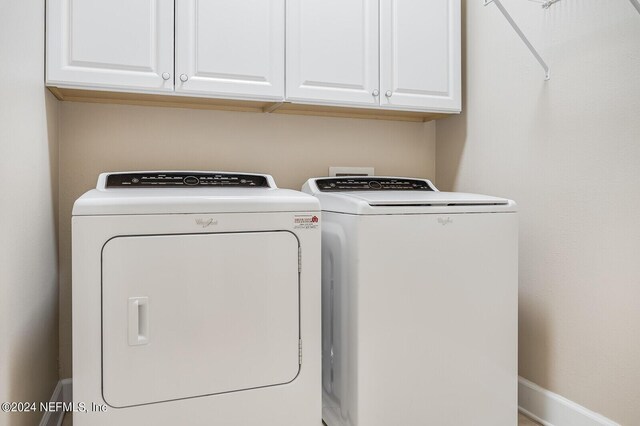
xmin=385 ymin=90 xmax=392 ymax=97
xmin=161 ymin=72 xmax=171 ymax=81
xmin=180 ymin=74 xmax=189 ymax=82
xmin=372 ymin=89 xmax=380 ymax=97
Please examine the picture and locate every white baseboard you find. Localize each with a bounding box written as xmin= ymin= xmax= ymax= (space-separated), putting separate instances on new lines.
xmin=518 ymin=377 xmax=619 ymax=426
xmin=39 ymin=378 xmax=72 ymax=426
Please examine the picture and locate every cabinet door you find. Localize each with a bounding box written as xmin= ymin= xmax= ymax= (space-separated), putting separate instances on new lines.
xmin=380 ymin=0 xmax=461 ymax=112
xmin=286 ymin=0 xmax=379 ymax=107
xmin=175 ymin=0 xmax=285 ymax=101
xmin=46 ymin=0 xmax=174 ymax=92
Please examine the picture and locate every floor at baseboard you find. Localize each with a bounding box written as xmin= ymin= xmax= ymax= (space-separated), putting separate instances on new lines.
xmin=62 ymin=412 xmax=538 ymax=425
xmin=519 ymin=412 xmax=542 ymax=425
xmin=61 ymin=412 xmax=72 ymax=426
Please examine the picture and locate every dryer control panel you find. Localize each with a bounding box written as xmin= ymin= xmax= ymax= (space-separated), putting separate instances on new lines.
xmin=316 ymin=177 xmax=434 ymax=192
xmin=105 ymin=172 xmax=270 ymax=188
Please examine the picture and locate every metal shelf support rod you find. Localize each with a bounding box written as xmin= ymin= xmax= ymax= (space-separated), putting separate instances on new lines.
xmin=484 ymin=0 xmax=551 ymax=80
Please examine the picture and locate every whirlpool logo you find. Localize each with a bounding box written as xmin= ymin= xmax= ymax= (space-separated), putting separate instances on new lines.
xmin=195 ymin=218 xmax=218 ymax=228
xmin=437 ymin=217 xmax=453 ymax=226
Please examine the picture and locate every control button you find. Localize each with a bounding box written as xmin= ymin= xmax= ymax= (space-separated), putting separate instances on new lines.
xmin=184 ymin=176 xmax=199 ymax=185
xmin=368 ymin=181 xmax=382 ymax=189
xmin=131 ymin=178 xmax=140 ymax=184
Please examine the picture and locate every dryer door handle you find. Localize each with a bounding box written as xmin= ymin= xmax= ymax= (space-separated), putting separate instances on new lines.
xmin=128 ymin=296 xmax=149 ymax=346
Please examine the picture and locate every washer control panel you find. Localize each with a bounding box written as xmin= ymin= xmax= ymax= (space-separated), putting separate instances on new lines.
xmin=316 ymin=177 xmax=433 ymax=192
xmin=106 ymin=172 xmax=270 ymax=188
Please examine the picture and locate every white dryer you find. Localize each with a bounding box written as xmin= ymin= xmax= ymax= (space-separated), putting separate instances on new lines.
xmin=302 ymin=177 xmax=518 ymax=426
xmin=72 ymin=171 xmax=321 ymax=425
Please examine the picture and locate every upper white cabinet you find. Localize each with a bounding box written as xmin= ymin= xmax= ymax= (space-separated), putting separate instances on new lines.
xmin=380 ymin=0 xmax=461 ymax=112
xmin=286 ymin=0 xmax=379 ymax=107
xmin=46 ymin=0 xmax=461 ymax=118
xmin=175 ymin=0 xmax=285 ymax=101
xmin=46 ymin=0 xmax=174 ymax=92
xmin=285 ymin=0 xmax=460 ymax=112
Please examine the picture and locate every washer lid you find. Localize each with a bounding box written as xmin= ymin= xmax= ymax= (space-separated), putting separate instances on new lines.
xmin=73 ymin=171 xmax=319 ymax=215
xmin=302 ymin=177 xmax=516 ymax=214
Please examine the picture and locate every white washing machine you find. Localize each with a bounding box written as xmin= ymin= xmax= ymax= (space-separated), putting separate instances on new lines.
xmin=72 ymin=171 xmax=321 ymax=425
xmin=302 ymin=176 xmax=518 ymax=426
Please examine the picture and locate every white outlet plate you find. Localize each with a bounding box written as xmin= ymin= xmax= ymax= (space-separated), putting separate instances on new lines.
xmin=329 ymin=167 xmax=375 ymax=177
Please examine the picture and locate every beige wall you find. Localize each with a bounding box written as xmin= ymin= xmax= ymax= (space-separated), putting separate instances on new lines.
xmin=0 ymin=1 xmax=60 ymax=425
xmin=436 ymin=1 xmax=640 ymax=424
xmin=57 ymin=102 xmax=436 ymax=377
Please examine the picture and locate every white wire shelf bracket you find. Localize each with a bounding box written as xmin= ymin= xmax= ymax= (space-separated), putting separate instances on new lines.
xmin=484 ymin=0 xmax=551 ymax=80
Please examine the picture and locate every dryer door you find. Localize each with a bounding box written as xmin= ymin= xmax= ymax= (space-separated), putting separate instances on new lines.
xmin=101 ymin=231 xmax=300 ymax=407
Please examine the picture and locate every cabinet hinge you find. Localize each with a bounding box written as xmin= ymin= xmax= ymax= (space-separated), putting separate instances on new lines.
xmin=299 ymin=339 xmax=302 ymax=365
